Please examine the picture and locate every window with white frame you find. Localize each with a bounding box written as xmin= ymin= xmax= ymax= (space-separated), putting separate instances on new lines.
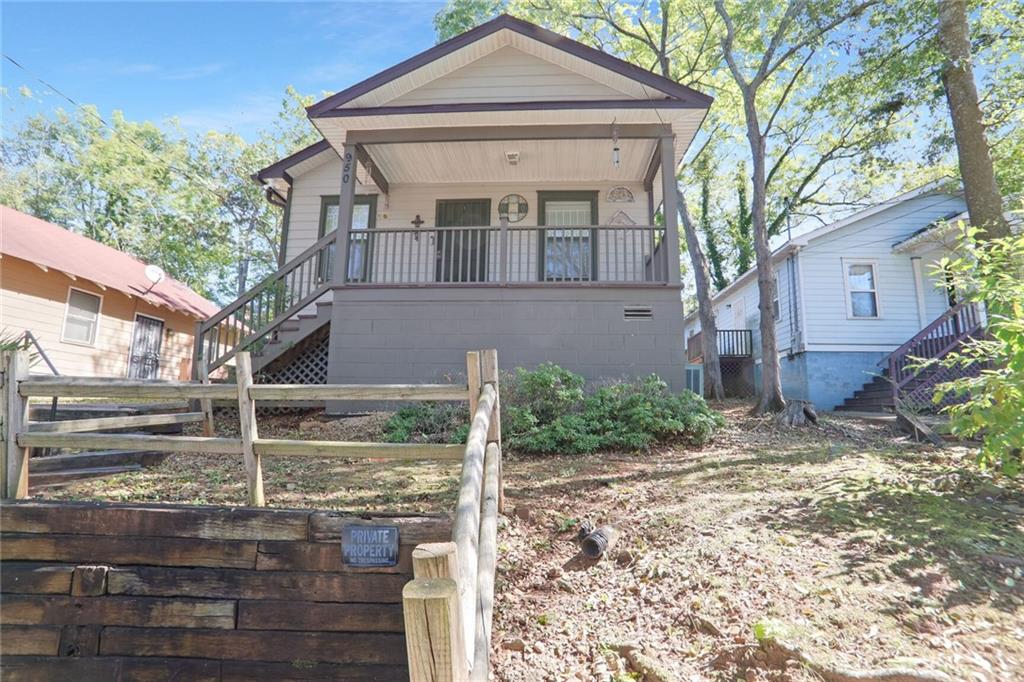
xmin=845 ymin=261 xmax=879 ymax=318
xmin=62 ymin=288 xmax=102 ymax=345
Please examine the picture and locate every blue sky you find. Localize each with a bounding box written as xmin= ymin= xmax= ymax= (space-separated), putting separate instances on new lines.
xmin=2 ymin=1 xmax=447 ymax=140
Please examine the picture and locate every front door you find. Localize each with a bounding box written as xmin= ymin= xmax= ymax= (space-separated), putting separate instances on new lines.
xmin=128 ymin=314 xmax=164 ymax=379
xmin=435 ymin=199 xmax=490 ymax=282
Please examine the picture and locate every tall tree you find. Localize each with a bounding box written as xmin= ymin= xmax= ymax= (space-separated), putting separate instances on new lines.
xmin=700 ymin=175 xmax=729 ymax=291
xmin=730 ymin=170 xmax=754 ymax=276
xmin=713 ymin=0 xmax=906 ymax=414
xmin=937 ymin=0 xmax=1010 ymax=238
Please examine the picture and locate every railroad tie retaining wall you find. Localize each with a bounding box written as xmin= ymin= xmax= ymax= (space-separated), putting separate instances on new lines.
xmin=0 ymin=500 xmax=451 ymax=681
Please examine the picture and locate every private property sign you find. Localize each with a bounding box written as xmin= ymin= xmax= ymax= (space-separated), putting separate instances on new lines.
xmin=341 ymin=524 xmax=400 ymax=567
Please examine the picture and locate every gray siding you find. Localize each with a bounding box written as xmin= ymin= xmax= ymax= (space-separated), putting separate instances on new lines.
xmin=326 ymin=287 xmax=685 ymax=412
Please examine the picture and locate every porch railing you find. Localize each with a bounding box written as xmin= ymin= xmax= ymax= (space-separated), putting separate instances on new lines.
xmin=686 ymin=329 xmax=753 ymax=363
xmin=883 ymin=301 xmax=983 ymax=406
xmin=343 ymin=224 xmax=669 ymax=286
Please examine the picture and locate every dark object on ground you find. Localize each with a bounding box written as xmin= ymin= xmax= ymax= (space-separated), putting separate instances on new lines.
xmin=776 ymin=400 xmax=818 ymax=427
xmin=575 ymin=519 xmax=594 ymax=541
xmin=581 ymin=525 xmax=620 ymax=559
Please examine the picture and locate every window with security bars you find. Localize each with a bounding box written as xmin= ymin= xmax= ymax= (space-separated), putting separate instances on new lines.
xmin=544 ymin=200 xmax=593 ymax=281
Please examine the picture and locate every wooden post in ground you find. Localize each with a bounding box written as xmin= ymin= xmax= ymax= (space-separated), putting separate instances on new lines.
xmin=198 ymin=356 xmax=216 ymax=437
xmin=466 ymin=351 xmax=481 ymax=422
xmin=2 ymin=351 xmax=31 ymax=498
xmin=481 ymin=349 xmax=503 ymax=513
xmin=234 ymin=352 xmax=264 ymax=507
xmin=412 ymin=542 xmax=461 ymax=581
xmin=403 ymin=577 xmax=467 ymax=682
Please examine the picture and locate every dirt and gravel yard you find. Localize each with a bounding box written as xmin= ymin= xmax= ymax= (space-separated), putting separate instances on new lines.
xmin=41 ymin=403 xmax=1023 ymax=681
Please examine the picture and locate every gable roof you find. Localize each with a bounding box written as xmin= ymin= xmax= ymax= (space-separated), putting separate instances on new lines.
xmin=307 ymin=14 xmax=712 ymax=118
xmin=1 ymin=206 xmax=220 ymax=320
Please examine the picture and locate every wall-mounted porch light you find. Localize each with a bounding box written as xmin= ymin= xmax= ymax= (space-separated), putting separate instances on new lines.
xmin=505 ymin=151 xmax=520 ymax=166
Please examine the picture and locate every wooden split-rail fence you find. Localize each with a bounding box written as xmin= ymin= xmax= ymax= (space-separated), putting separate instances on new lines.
xmin=1 ymin=348 xmax=503 ymax=681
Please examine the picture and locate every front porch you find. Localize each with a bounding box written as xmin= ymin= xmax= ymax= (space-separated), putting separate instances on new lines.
xmin=193 ymin=14 xmax=714 ymax=394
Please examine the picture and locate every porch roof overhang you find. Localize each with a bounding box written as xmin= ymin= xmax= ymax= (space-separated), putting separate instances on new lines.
xmin=301 ymin=13 xmax=710 ymax=190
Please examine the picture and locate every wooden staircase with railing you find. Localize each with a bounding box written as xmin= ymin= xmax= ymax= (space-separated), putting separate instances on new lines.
xmin=194 ymin=231 xmax=337 ymax=377
xmin=837 ymin=302 xmax=984 ymax=412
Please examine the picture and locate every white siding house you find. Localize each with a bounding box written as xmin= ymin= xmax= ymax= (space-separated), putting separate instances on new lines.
xmin=197 ymin=14 xmax=713 ymax=404
xmin=684 ymin=183 xmax=970 ymax=410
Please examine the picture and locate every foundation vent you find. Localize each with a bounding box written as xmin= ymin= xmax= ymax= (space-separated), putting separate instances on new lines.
xmin=623 ymin=305 xmax=654 ymax=320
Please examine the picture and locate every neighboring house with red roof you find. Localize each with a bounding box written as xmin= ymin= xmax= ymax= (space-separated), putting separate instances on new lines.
xmin=1 ymin=205 xmax=220 ymax=379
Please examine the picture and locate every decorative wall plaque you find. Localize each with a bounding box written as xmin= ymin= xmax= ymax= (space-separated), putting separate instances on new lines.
xmin=607 ymin=186 xmax=635 ymax=203
xmin=498 ymin=194 xmax=529 ymax=223
xmin=341 ymin=524 xmax=400 ymax=567
xmin=608 ymin=210 xmax=637 ymax=226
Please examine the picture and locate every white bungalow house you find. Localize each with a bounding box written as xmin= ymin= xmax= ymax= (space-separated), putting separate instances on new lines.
xmin=683 ymin=182 xmax=984 ymax=411
xmin=194 ymin=14 xmax=712 ymax=406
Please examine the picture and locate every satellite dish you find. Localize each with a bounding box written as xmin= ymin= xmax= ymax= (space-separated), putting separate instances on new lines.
xmin=144 ymin=264 xmax=166 ymax=285
xmin=142 ymin=264 xmax=166 ymax=294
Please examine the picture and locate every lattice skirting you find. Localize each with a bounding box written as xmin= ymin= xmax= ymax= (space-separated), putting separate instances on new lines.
xmin=898 ymin=361 xmax=983 ymax=413
xmin=256 ymin=328 xmax=329 ymax=385
xmin=251 ymin=327 xmax=329 ymax=414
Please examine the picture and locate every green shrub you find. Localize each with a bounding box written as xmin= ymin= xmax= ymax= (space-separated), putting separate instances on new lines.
xmin=926 ymin=227 xmax=1024 ymax=474
xmin=504 ymin=367 xmax=723 ymax=455
xmin=383 ymin=402 xmax=470 ymax=444
xmin=382 ymin=364 xmax=724 ymax=455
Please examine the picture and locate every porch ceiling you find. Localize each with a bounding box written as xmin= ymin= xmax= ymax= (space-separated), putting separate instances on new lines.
xmin=312 ymin=108 xmax=704 ymax=173
xmin=363 ymin=138 xmax=656 ymax=184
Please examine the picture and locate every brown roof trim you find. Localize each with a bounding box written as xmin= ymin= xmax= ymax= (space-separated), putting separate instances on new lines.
xmin=253 ymin=139 xmax=335 ymax=183
xmin=307 ymin=14 xmax=712 ymax=118
xmin=313 ymin=98 xmax=702 ymax=119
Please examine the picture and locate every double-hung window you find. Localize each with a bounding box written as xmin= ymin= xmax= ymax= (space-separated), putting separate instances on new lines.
xmin=62 ymin=288 xmax=102 ymax=345
xmin=844 ymin=260 xmax=880 ymax=318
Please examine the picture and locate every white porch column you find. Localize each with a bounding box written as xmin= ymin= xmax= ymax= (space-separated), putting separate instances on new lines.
xmin=332 ymin=143 xmax=358 ymax=286
xmin=659 ymin=135 xmax=682 ymax=286
xmin=910 ymin=256 xmax=928 ymax=328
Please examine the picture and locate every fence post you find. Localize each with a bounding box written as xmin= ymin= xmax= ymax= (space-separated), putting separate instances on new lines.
xmin=466 ymin=351 xmax=481 ymax=422
xmin=2 ymin=351 xmax=31 ymax=499
xmin=481 ymin=349 xmax=503 ymax=513
xmin=199 ymin=357 xmax=216 ymax=437
xmin=412 ymin=541 xmax=461 ymax=580
xmin=234 ymin=352 xmax=265 ymax=507
xmin=403 ymin=577 xmax=467 ymax=682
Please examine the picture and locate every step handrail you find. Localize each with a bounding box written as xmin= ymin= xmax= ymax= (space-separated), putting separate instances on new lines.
xmin=200 ymin=231 xmax=337 ymax=332
xmin=196 ymin=231 xmax=338 ymax=374
xmin=884 ymin=301 xmax=982 ymax=394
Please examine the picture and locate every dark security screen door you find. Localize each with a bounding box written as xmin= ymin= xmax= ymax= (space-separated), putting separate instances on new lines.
xmin=436 ymin=199 xmax=490 ymax=282
xmin=128 ymin=314 xmax=164 ymax=379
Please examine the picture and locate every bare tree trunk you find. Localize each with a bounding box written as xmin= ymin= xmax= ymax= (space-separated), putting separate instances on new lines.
xmin=745 ymin=106 xmax=786 ymax=415
xmin=679 ymin=190 xmax=725 ymax=400
xmin=937 ymin=0 xmax=1009 ymax=239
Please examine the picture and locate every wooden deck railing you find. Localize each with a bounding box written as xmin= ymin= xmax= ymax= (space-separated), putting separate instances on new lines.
xmin=686 ymin=329 xmax=753 ymax=363
xmin=883 ymin=301 xmax=983 ymax=405
xmin=343 ymin=224 xmax=669 ymax=286
xmin=1 ymin=348 xmax=504 ymax=680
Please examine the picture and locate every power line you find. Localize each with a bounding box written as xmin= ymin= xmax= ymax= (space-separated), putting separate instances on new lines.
xmin=3 ymin=52 xmax=241 ymax=207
